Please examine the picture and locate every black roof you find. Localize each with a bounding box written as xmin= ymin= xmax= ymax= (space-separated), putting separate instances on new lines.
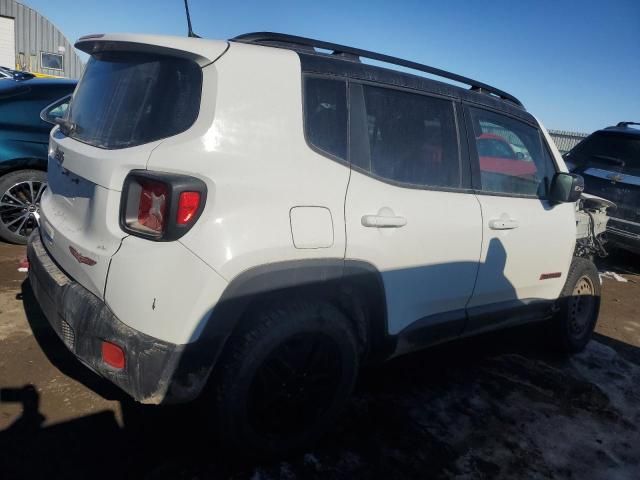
xmin=298 ymin=53 xmax=534 ymax=124
xmin=231 ymin=32 xmax=534 ymax=124
xmin=601 ymin=122 xmax=640 ymax=136
xmin=22 ymin=77 xmax=77 ymax=88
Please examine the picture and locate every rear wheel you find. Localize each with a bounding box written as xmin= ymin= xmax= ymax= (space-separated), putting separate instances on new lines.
xmin=0 ymin=170 xmax=47 ymax=244
xmin=211 ymin=300 xmax=359 ymax=458
xmin=552 ymin=257 xmax=601 ymax=353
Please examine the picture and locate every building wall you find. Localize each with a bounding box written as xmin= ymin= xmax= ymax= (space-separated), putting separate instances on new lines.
xmin=0 ymin=0 xmax=83 ymax=78
xmin=0 ymin=15 xmax=14 ymax=66
xmin=548 ymin=129 xmax=590 ymax=155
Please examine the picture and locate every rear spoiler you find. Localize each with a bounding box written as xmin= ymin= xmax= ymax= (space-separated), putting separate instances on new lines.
xmin=75 ymin=33 xmax=229 ymax=67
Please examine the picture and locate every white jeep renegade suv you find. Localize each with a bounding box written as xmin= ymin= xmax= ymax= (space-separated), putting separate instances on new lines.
xmin=28 ymin=32 xmax=601 ymax=456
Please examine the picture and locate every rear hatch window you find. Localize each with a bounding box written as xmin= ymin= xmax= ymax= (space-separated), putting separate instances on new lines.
xmin=569 ymin=132 xmax=640 ymax=176
xmin=67 ymin=51 xmax=202 ymax=149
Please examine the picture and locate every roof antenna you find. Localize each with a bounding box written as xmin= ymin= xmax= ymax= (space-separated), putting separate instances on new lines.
xmin=184 ymin=0 xmax=200 ymax=38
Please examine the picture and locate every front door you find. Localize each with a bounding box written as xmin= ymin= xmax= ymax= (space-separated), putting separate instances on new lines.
xmin=345 ymin=83 xmax=482 ymax=338
xmin=464 ymin=106 xmax=575 ymax=332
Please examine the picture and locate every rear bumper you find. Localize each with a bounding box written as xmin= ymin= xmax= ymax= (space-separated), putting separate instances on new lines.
xmin=607 ymin=218 xmax=640 ymax=254
xmin=27 ymin=230 xmax=214 ymax=404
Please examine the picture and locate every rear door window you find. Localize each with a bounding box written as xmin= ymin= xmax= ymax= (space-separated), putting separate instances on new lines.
xmin=67 ymin=51 xmax=202 ymax=149
xmin=350 ymin=84 xmax=460 ymax=188
xmin=469 ymin=108 xmax=555 ymax=197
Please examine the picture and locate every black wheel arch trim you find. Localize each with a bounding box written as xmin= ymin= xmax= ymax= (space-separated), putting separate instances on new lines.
xmin=173 ymin=258 xmax=393 ymax=400
xmin=200 ymin=258 xmax=391 ymax=354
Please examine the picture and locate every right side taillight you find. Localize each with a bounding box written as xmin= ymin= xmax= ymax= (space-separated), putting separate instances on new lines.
xmin=136 ymin=178 xmax=169 ymax=235
xmin=177 ymin=191 xmax=201 ymax=225
xmin=121 ymin=171 xmax=207 ymax=241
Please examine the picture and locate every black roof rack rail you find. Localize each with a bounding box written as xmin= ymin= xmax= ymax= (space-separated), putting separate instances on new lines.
xmin=616 ymin=121 xmax=640 ymax=128
xmin=231 ymin=32 xmax=523 ymax=107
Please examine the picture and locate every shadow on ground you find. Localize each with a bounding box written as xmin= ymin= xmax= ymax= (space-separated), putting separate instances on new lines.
xmin=1 ymin=277 xmax=639 ymax=479
xmin=597 ymin=247 xmax=640 ymax=276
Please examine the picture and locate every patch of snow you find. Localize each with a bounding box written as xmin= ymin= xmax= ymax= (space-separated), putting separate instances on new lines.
xmin=599 ymin=271 xmax=628 ymax=283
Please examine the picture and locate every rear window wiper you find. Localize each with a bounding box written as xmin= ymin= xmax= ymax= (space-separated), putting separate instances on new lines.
xmin=55 ymin=117 xmax=77 ymax=136
xmin=591 ymin=154 xmax=626 ymax=167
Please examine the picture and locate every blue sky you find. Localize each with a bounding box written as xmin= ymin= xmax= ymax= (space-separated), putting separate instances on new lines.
xmin=23 ymin=0 xmax=640 ymax=132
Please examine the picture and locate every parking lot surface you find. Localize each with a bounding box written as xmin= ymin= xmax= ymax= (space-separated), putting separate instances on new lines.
xmin=1 ymin=242 xmax=639 ymax=479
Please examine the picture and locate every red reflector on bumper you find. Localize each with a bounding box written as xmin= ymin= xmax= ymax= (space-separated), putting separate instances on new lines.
xmin=102 ymin=341 xmax=126 ymax=369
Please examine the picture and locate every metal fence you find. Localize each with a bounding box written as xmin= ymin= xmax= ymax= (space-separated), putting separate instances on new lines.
xmin=479 ymin=126 xmax=589 ymax=156
xmin=548 ymin=129 xmax=590 ymax=155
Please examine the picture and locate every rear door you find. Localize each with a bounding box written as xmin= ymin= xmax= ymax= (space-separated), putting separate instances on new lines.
xmin=40 ymin=49 xmax=209 ymax=299
xmin=464 ymin=106 xmax=575 ymax=332
xmin=344 ymin=82 xmax=482 ymax=340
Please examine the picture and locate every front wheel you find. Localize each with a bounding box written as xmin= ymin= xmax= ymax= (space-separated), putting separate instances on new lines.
xmin=211 ymin=300 xmax=359 ymax=458
xmin=0 ymin=169 xmax=47 ymax=244
xmin=552 ymin=257 xmax=601 ymax=353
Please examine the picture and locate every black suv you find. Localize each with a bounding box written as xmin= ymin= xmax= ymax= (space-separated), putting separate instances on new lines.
xmin=565 ymin=122 xmax=640 ymax=254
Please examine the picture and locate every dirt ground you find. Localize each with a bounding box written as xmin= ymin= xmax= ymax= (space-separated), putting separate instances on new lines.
xmin=1 ymin=242 xmax=639 ymax=479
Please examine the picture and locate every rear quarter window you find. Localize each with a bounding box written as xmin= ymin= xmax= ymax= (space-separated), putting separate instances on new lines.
xmin=303 ymin=76 xmax=348 ymax=161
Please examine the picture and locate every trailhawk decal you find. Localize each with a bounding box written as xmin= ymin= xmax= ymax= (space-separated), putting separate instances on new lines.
xmin=69 ymin=246 xmax=97 ymax=266
xmin=539 ymin=272 xmax=562 ymax=280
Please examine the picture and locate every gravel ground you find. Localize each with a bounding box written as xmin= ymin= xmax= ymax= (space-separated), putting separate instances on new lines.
xmin=1 ymin=242 xmax=639 ymax=479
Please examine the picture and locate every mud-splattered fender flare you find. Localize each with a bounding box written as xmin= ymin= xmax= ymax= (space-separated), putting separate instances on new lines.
xmin=166 ymin=258 xmax=392 ymax=402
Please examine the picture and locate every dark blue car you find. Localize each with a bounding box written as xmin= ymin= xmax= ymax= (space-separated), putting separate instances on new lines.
xmin=0 ymin=77 xmax=76 ymax=243
xmin=565 ymin=122 xmax=640 ymax=255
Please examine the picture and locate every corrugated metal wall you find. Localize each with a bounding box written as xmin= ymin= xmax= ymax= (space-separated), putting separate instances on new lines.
xmin=548 ymin=129 xmax=590 ymax=155
xmin=479 ymin=127 xmax=590 ymax=155
xmin=0 ymin=0 xmax=83 ymax=78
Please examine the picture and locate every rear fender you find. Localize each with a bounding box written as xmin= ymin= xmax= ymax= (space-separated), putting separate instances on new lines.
xmin=166 ymin=259 xmax=392 ymax=401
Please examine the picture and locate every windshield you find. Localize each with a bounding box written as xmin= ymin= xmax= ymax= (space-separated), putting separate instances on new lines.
xmin=569 ymin=132 xmax=640 ymax=175
xmin=67 ymin=51 xmax=202 ymax=149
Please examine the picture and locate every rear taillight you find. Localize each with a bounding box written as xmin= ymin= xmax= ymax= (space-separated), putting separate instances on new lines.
xmin=121 ymin=171 xmax=206 ymax=241
xmin=177 ymin=191 xmax=201 ymax=225
xmin=137 ymin=179 xmax=169 ymax=234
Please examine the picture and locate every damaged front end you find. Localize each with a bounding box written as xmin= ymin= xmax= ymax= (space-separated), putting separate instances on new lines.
xmin=575 ymin=193 xmax=615 ymax=259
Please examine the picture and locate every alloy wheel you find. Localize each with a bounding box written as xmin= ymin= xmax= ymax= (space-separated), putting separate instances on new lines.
xmin=0 ymin=180 xmax=46 ymax=239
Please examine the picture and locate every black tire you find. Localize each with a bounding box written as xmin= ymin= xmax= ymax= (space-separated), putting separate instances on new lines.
xmin=0 ymin=169 xmax=47 ymax=244
xmin=552 ymin=257 xmax=601 ymax=353
xmin=211 ymin=300 xmax=359 ymax=458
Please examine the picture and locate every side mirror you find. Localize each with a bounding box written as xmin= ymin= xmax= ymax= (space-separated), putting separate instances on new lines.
xmin=515 ymin=152 xmax=524 ymax=160
xmin=549 ymin=172 xmax=584 ymax=203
